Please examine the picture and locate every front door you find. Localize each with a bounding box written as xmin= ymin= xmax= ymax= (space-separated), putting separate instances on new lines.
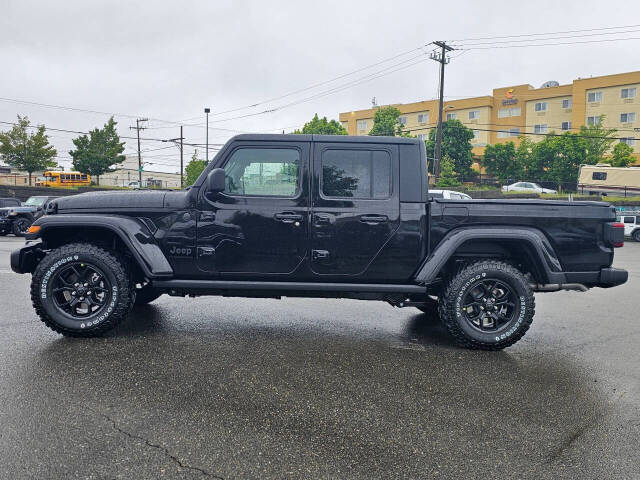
xmin=310 ymin=142 xmax=400 ymax=279
xmin=196 ymin=141 xmax=309 ymax=277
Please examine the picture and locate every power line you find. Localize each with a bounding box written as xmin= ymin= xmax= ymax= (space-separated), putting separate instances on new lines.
xmin=452 ymin=28 xmax=640 ymax=47
xmin=449 ymin=23 xmax=640 ymax=42
xmin=457 ymin=36 xmax=640 ymax=51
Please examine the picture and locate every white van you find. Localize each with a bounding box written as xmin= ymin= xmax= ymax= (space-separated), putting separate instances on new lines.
xmin=616 ymin=214 xmax=640 ymax=241
xmin=578 ymin=164 xmax=640 ymax=197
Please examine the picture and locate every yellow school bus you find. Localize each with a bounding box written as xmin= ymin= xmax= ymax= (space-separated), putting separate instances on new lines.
xmin=35 ymin=171 xmax=91 ymax=187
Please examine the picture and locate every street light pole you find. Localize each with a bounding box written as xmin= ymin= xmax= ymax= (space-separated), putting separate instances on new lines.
xmin=204 ymin=107 xmax=210 ymax=163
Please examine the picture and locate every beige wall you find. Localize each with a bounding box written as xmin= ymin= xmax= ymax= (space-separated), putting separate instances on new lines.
xmin=524 ymin=96 xmax=573 ymax=140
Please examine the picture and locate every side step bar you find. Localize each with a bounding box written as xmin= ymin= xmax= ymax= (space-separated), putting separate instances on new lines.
xmin=152 ymin=279 xmax=426 ymax=294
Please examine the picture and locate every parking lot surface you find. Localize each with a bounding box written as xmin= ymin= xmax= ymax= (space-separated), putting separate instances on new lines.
xmin=0 ymin=235 xmax=638 ymax=479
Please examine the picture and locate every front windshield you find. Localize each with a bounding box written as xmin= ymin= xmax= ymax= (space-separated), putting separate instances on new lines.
xmin=23 ymin=197 xmax=47 ymax=206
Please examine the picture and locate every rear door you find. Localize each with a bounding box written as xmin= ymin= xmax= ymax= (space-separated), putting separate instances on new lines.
xmin=310 ymin=141 xmax=400 ymax=278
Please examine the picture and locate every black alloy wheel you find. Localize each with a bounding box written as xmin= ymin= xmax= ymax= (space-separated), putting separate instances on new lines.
xmin=460 ymin=279 xmax=517 ymax=333
xmin=12 ymin=217 xmax=31 ymax=236
xmin=50 ymin=262 xmax=112 ymax=319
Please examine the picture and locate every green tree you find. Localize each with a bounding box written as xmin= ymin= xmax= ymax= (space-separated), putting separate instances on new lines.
xmin=481 ymin=142 xmax=523 ymax=183
xmin=0 ymin=115 xmax=57 ymax=186
xmin=610 ymin=142 xmax=635 ymax=167
xmin=184 ymin=150 xmax=207 ymax=187
xmin=579 ymin=115 xmax=617 ymax=165
xmin=293 ymin=113 xmax=347 ymax=135
xmin=69 ymin=117 xmax=125 ymax=185
xmin=436 ymin=154 xmax=462 ymax=187
xmin=426 ymin=119 xmax=474 ymax=177
xmin=368 ymin=106 xmax=407 ymax=136
xmin=522 ymin=132 xmax=587 ymax=186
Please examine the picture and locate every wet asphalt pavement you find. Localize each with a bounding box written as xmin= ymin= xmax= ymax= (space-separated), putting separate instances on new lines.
xmin=0 ymin=236 xmax=639 ymax=479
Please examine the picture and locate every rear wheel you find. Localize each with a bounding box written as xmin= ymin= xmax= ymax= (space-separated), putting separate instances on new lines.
xmin=31 ymin=243 xmax=133 ymax=337
xmin=439 ymin=260 xmax=535 ymax=350
xmin=12 ymin=217 xmax=31 ymax=236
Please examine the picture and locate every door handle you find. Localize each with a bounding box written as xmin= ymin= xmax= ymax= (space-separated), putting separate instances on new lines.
xmin=360 ymin=215 xmax=388 ymax=224
xmin=274 ymin=212 xmax=303 ymax=223
xmin=314 ymin=213 xmax=332 ymax=225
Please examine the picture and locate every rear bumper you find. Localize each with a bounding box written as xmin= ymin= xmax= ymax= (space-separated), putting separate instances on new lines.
xmin=598 ymin=267 xmax=628 ymax=288
xmin=10 ymin=241 xmax=43 ymax=274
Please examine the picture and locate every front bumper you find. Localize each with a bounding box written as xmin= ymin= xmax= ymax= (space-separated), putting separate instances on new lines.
xmin=0 ymin=218 xmax=10 ymax=231
xmin=10 ymin=240 xmax=43 ymax=274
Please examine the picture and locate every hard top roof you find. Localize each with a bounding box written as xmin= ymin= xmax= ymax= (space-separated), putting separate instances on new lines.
xmin=228 ymin=133 xmax=421 ymax=145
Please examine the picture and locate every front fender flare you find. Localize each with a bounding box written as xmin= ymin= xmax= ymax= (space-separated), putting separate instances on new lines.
xmin=30 ymin=215 xmax=173 ymax=278
xmin=414 ymin=226 xmax=565 ymax=285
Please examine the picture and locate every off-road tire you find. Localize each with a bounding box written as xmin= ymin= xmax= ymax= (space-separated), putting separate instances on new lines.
xmin=30 ymin=243 xmax=134 ymax=337
xmin=12 ymin=217 xmax=31 ymax=237
xmin=134 ymin=285 xmax=163 ymax=305
xmin=439 ymin=260 xmax=535 ymax=350
xmin=633 ymin=229 xmax=640 ymax=242
xmin=0 ymin=229 xmax=7 ymax=236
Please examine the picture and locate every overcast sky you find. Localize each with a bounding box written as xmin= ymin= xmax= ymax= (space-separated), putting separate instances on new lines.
xmin=1 ymin=0 xmax=639 ymax=173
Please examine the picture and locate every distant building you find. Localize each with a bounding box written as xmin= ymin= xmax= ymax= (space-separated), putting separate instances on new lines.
xmin=100 ymin=155 xmax=182 ymax=188
xmin=339 ymin=70 xmax=640 ymax=163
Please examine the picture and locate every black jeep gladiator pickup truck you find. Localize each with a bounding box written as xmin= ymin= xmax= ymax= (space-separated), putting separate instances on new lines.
xmin=10 ymin=134 xmax=628 ymax=349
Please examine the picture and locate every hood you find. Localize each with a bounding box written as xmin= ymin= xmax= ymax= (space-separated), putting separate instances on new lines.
xmin=54 ymin=190 xmax=168 ymax=212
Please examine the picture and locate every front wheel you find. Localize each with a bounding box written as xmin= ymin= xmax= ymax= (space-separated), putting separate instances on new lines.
xmin=30 ymin=243 xmax=134 ymax=337
xmin=634 ymin=230 xmax=640 ymax=242
xmin=439 ymin=260 xmax=535 ymax=350
xmin=12 ymin=217 xmax=31 ymax=236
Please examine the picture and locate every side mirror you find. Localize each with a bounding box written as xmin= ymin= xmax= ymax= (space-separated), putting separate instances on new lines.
xmin=207 ymin=168 xmax=226 ymax=195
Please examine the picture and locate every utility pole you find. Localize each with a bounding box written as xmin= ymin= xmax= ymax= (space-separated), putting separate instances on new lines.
xmin=164 ymin=127 xmax=185 ymax=188
xmin=204 ymin=107 xmax=211 ymax=164
xmin=180 ymin=125 xmax=184 ymax=188
xmin=130 ymin=118 xmax=148 ymax=186
xmin=430 ymin=41 xmax=454 ymax=183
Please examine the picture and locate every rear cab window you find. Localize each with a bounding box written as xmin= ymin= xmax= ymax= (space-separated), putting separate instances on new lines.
xmin=320 ymin=149 xmax=391 ymax=199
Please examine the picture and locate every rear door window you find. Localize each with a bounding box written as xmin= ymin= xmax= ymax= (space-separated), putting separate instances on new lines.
xmin=321 ymin=149 xmax=391 ymax=199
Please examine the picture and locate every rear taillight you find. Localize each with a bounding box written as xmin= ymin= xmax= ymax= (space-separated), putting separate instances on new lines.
xmin=604 ymin=222 xmax=625 ymax=248
xmin=612 ymin=222 xmax=624 ymax=248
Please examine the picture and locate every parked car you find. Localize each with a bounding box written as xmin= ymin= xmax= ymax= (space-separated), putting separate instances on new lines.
xmin=11 ymin=134 xmax=627 ymax=350
xmin=502 ymin=182 xmax=558 ymax=194
xmin=617 ymin=215 xmax=640 ymax=242
xmin=0 ymin=198 xmax=22 ymax=235
xmin=0 ymin=196 xmax=58 ymax=236
xmin=429 ymin=189 xmax=472 ymax=200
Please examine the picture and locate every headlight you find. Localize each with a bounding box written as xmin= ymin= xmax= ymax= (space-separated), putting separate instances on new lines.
xmin=7 ymin=209 xmax=16 ymax=217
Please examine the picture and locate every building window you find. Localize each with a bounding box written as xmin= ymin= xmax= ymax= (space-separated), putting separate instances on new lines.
xmin=417 ymin=134 xmax=427 ymax=141
xmin=620 ymin=138 xmax=635 ymax=146
xmin=562 ymin=98 xmax=572 ymax=109
xmin=321 ymin=149 xmax=391 ymax=199
xmin=398 ymin=116 xmax=407 ymax=125
xmin=534 ymin=124 xmax=548 ymax=134
xmin=357 ymin=120 xmax=367 ymax=131
xmin=561 ymin=121 xmax=572 ymax=130
xmin=587 ymin=116 xmax=601 ymax=126
xmin=417 ymin=113 xmax=429 ymax=124
xmin=587 ymin=91 xmax=603 ymax=103
xmin=620 ymin=112 xmax=636 ymax=123
xmin=497 ymin=130 xmax=509 ymax=138
xmin=468 ymin=110 xmax=479 ymax=120
xmin=509 ymin=128 xmax=520 ymax=137
xmin=446 ymin=112 xmax=457 ymax=120
xmin=534 ymin=102 xmax=548 ymax=112
xmin=621 ymin=87 xmax=637 ymax=99
xmin=498 ymin=107 xmax=521 ymax=118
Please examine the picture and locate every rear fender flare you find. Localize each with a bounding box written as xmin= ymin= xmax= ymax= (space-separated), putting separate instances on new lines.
xmin=414 ymin=226 xmax=565 ymax=284
xmin=32 ymin=215 xmax=173 ymax=278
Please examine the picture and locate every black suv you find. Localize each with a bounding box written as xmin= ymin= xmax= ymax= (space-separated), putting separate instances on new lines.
xmin=11 ymin=134 xmax=627 ymax=349
xmin=0 ymin=196 xmax=58 ymax=236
